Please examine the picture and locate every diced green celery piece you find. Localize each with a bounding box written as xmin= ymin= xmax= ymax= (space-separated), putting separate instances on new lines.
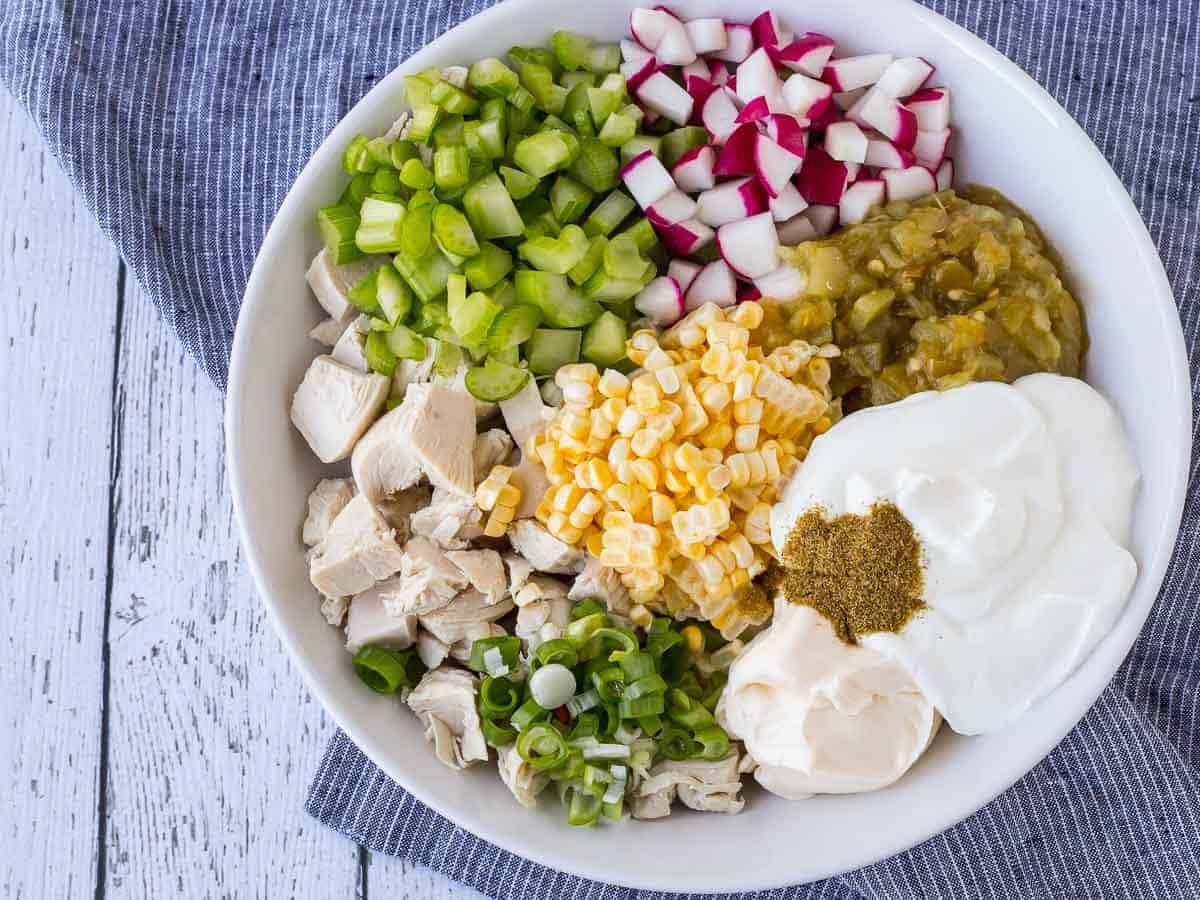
xmin=390 ymin=140 xmax=419 ymax=169
xmin=639 ymin=258 xmax=658 ymax=285
xmin=466 ymin=119 xmax=505 ymax=160
xmin=376 ymin=265 xmax=414 ymax=324
xmin=365 ymin=137 xmax=394 ymax=168
xmin=487 ymin=303 xmax=542 ymax=352
xmin=586 ymin=44 xmax=621 ymax=74
xmin=340 ymin=172 xmax=374 ymax=209
xmin=360 ymin=195 xmax=407 ymax=226
xmin=399 ymin=158 xmax=435 ymax=190
xmin=514 ymin=131 xmax=572 ymax=179
xmin=364 ymin=330 xmax=398 ymax=376
xmin=563 ymin=83 xmax=594 ymax=133
xmin=515 ymin=270 xmax=602 ymax=328
xmin=480 ymin=97 xmax=507 ymax=123
xmin=370 ymin=168 xmax=402 ymax=195
xmin=384 ymin=323 xmax=427 ymax=360
xmin=430 ymin=80 xmax=480 ymax=116
xmin=550 ymin=176 xmax=594 ymax=224
xmin=597 ymin=111 xmax=636 ymax=148
xmin=619 ymin=217 xmax=659 ymax=254
xmin=581 ymin=311 xmax=628 ymax=367
xmin=403 ymin=75 xmax=434 ymax=107
xmin=464 ymin=241 xmax=514 ymax=291
xmin=469 ymin=58 xmax=521 ymax=99
xmin=568 ymin=235 xmax=607 ymax=285
xmin=525 ymin=328 xmax=582 ymax=375
xmin=551 ymin=30 xmax=594 ymax=71
xmin=519 ymin=195 xmax=561 ymax=239
xmin=607 ymin=297 xmax=636 ymax=321
xmin=412 ymin=299 xmax=450 ymax=337
xmin=581 ymin=269 xmax=644 ymax=303
xmin=506 ymin=85 xmax=536 ymax=115
xmin=356 ymin=220 xmax=404 ymax=255
xmin=492 ymin=279 xmax=516 ymax=308
xmin=587 ymin=76 xmax=626 ymax=128
xmin=394 ymin=250 xmax=459 ymax=303
xmin=433 ymin=145 xmax=470 ymax=192
xmin=603 ymin=233 xmax=645 ymax=280
xmin=433 ymin=115 xmax=465 ymax=147
xmin=433 ymin=339 xmax=462 ymax=375
xmin=408 ymin=189 xmax=437 ymax=211
xmin=620 ymin=135 xmax=662 ymax=165
xmin=449 ymin=281 xmax=503 ymax=346
xmin=318 ymin=204 xmax=363 ymax=265
xmin=463 ymin=172 xmax=525 ymax=239
xmin=465 ymin=358 xmax=530 ymax=402
xmin=567 ymin=138 xmax=619 ymax=193
xmin=517 ymin=60 xmax=567 ymax=115
xmin=499 ymin=165 xmax=539 ymax=201
xmin=661 ymin=126 xmax=709 ymax=168
xmin=408 ymin=104 xmax=443 ymax=144
xmin=433 ymin=203 xmax=480 ymax=260
xmin=348 ymin=270 xmax=383 ymax=315
xmin=342 ymin=134 xmax=372 ymax=175
xmin=518 ymin=224 xmax=589 ymax=274
xmin=490 ymin=345 xmax=520 ymax=366
xmin=399 ymin=204 xmax=434 ymax=261
xmin=561 ymin=71 xmax=598 ymax=91
xmin=583 ymin=191 xmax=636 ymax=237
xmin=509 ymin=46 xmax=560 ymax=76
xmin=539 ymin=114 xmax=572 ymax=133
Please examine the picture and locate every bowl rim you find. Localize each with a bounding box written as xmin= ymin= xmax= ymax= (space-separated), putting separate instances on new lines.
xmin=226 ymin=0 xmax=1192 ymax=890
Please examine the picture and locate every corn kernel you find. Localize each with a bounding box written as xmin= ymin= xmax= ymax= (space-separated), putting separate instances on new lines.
xmin=644 ymin=347 xmax=674 ymax=370
xmin=600 ymin=547 xmax=631 ymax=568
xmin=681 ymin=625 xmax=705 ymax=654
xmin=650 ymin=492 xmax=676 ymax=524
xmin=700 ymin=421 xmax=733 ymax=450
xmin=496 ymin=484 xmax=521 ymax=508
xmin=677 ymin=324 xmax=705 ymax=348
xmin=599 ymin=397 xmax=626 ymax=425
xmin=630 ymin=429 xmax=662 ymax=458
xmin=700 ymin=447 xmax=723 ymax=465
xmin=552 ymin=483 xmax=582 ymax=512
xmin=733 ymin=397 xmax=764 ymax=424
xmin=556 ymin=362 xmax=599 ymax=386
xmin=732 ymin=369 xmax=757 ymax=403
xmin=699 ymin=381 xmax=731 ymax=416
xmin=674 ymin=443 xmax=705 ymax=473
xmin=560 ymin=411 xmax=590 ymax=440
xmin=598 ymin=369 xmax=631 ymax=398
xmin=707 ymin=464 xmax=732 ymax=491
xmin=630 ymin=458 xmax=658 ymax=491
xmin=586 ymin=528 xmax=604 ymax=557
xmin=664 ymin=469 xmax=690 ymax=494
xmin=730 ymin=301 xmax=764 ymax=329
xmin=561 ymin=380 xmax=594 ymax=406
xmin=696 ymin=555 xmax=724 ymax=584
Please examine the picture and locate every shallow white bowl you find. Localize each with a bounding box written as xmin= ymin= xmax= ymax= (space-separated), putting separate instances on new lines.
xmin=227 ymin=0 xmax=1191 ymax=891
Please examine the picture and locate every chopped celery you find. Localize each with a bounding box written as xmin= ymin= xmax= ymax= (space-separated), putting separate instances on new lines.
xmin=469 ymin=58 xmax=520 ymax=99
xmin=377 ymin=265 xmax=414 ymax=324
xmin=514 ymin=131 xmax=573 ymax=178
xmin=340 ymin=172 xmax=373 ymax=208
xmin=520 ymin=195 xmax=562 ymax=240
xmin=348 ymin=270 xmax=383 ymax=315
xmin=433 ymin=203 xmax=480 ymax=261
xmin=582 ymin=311 xmax=628 ymax=366
xmin=509 ymin=46 xmax=560 ymax=76
xmin=551 ymin=31 xmax=594 ymax=72
xmin=465 ymin=358 xmax=530 ymax=402
xmin=517 ymin=60 xmax=567 ymax=115
xmin=480 ymin=97 xmax=507 ymax=123
xmin=597 ymin=111 xmax=637 ymax=148
xmin=607 ymin=296 xmax=636 ymax=321
xmin=433 ymin=339 xmax=462 ymax=376
xmin=399 ymin=204 xmax=434 ymax=261
xmin=500 ymin=165 xmax=540 ymax=201
xmin=491 ymin=345 xmax=520 ymax=366
xmin=384 ymin=323 xmax=428 ymax=360
xmin=365 ymin=137 xmax=394 ymax=168
xmin=465 ymin=119 xmax=506 ymax=160
xmin=394 ymin=250 xmax=458 ymax=303
xmin=550 ymin=176 xmax=594 ymax=224
xmin=582 ymin=191 xmax=635 ymax=237
xmin=619 ymin=217 xmax=658 ymax=254
xmin=539 ymin=114 xmax=573 ymax=134
xmin=464 ymin=241 xmax=513 ymax=291
xmin=364 ymin=330 xmax=398 ymax=376
xmin=519 ymin=224 xmax=590 ymax=274
xmin=603 ymin=234 xmax=646 ymax=280
xmin=399 ymin=158 xmax=435 ymax=190
xmin=487 ymin=303 xmax=542 ymax=352
xmin=317 ymin=204 xmax=363 ymax=265
xmin=431 ymin=80 xmax=480 ymax=116
xmin=342 ymin=134 xmax=372 ymax=174
xmin=587 ymin=75 xmax=627 ymax=128
xmin=507 ymin=85 xmax=536 ymax=115
xmin=620 ymin=135 xmax=662 ymax=164
xmin=567 ymin=138 xmax=619 ymax=193
xmin=463 ymin=173 xmax=525 ymax=239
xmin=434 ymin=145 xmax=471 ymax=192
xmin=389 ymin=140 xmax=419 ymax=169
xmin=662 ymin=126 xmax=709 ymax=168
xmin=433 ymin=115 xmax=465 ymax=147
xmin=449 ymin=280 xmax=503 ymax=345
xmin=408 ymin=104 xmax=443 ymax=144
xmin=408 ymin=189 xmax=437 ymax=211
xmin=568 ymin=236 xmax=607 ymax=285
xmin=563 ymin=83 xmax=594 ymax=136
xmin=561 ymin=72 xmax=598 ymax=91
xmin=582 ymin=269 xmax=644 ymax=303
xmin=355 ymin=195 xmax=408 ymax=254
xmin=586 ymin=45 xmax=621 ymax=74
xmin=403 ymin=75 xmax=434 ymax=108
xmin=526 ymin=328 xmax=582 ymax=375
xmin=515 ymin=270 xmax=602 ymax=328
xmin=492 ymin=279 xmax=516 ymax=308
xmin=370 ymin=168 xmax=403 ymax=195
xmin=411 ymin=299 xmax=450 ymax=336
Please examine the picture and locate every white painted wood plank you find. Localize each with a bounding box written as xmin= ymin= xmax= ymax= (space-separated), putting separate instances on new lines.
xmin=368 ymin=856 xmax=489 ymax=900
xmin=0 ymin=92 xmax=120 ymax=897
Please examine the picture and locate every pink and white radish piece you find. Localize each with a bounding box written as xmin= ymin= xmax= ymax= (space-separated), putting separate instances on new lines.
xmin=635 ymin=277 xmax=685 ymax=327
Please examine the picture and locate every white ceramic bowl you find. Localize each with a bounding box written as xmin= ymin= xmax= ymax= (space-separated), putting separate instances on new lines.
xmin=227 ymin=0 xmax=1191 ymax=891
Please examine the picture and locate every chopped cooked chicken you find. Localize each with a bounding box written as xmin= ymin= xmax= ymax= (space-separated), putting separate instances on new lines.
xmin=513 ymin=574 xmax=569 ymax=608
xmin=508 ymin=519 xmax=586 ymax=575
xmin=320 ymin=595 xmax=349 ymax=627
xmin=306 ymin=250 xmax=388 ymax=323
xmin=472 ymin=429 xmax=515 ymax=481
xmin=442 ymin=65 xmax=469 ymax=89
xmin=632 ymin=754 xmax=745 ymax=820
xmin=309 ymin=495 xmax=406 ymax=597
xmin=503 ymin=553 xmax=535 ymax=598
xmin=407 ymin=668 xmax=489 ymax=770
xmin=345 ymin=587 xmax=419 ymax=653
xmin=498 ymin=377 xmax=554 ymax=518
xmin=383 ymin=111 xmax=411 ymax=141
xmin=515 ymin=582 xmax=571 ymax=653
xmin=419 ymin=587 xmax=515 ymax=645
xmin=291 ymin=356 xmax=390 ymax=463
xmin=308 ymin=316 xmax=347 ymax=347
xmin=392 ymin=338 xmax=497 ymax=422
xmin=497 ymin=743 xmax=551 ymax=808
xmin=416 ymin=631 xmax=451 ymax=670
xmin=539 ymin=379 xmax=564 ymax=407
xmin=351 ymin=384 xmax=476 ymax=504
xmin=390 ymin=537 xmax=469 ymax=615
xmin=375 ymin=484 xmax=433 ymax=543
xmin=331 ymin=316 xmax=370 ymax=371
xmin=302 ymin=478 xmax=356 ymax=546
xmin=409 ymin=488 xmax=483 ymax=549
xmin=448 ymin=622 xmax=507 ymax=664
xmin=568 ymin=557 xmax=632 ymax=616
xmin=445 ymin=548 xmax=508 ymax=605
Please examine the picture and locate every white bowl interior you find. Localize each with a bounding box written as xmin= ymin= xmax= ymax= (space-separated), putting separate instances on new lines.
xmin=227 ymin=0 xmax=1190 ymax=891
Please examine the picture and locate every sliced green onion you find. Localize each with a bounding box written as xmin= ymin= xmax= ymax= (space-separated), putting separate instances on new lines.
xmin=615 ymin=650 xmax=655 ymax=682
xmin=566 ymin=612 xmax=609 ymax=646
xmin=591 ymin=667 xmax=626 ymax=704
xmin=568 ymin=711 xmax=600 ymax=741
xmin=694 ymin=725 xmax=731 ymax=761
xmin=565 ymin=688 xmax=600 ymax=718
xmin=479 ymin=675 xmax=522 ymax=719
xmin=625 ymin=673 xmax=668 ymax=701
xmin=667 ymin=688 xmax=715 ymax=730
xmin=465 ymin=358 xmax=530 ymax=402
xmin=486 ymin=303 xmax=542 ymax=352
xmin=618 ymin=693 xmax=665 ymax=720
xmin=512 ymin=696 xmax=551 ymax=732
xmin=570 ymin=598 xmax=606 ymax=620
xmin=580 ymin=742 xmax=631 ymax=761
xmin=565 ymin=782 xmax=603 ymax=827
xmin=462 ymin=172 xmax=525 ymax=239
xmin=352 ymin=646 xmax=423 ymax=694
xmin=317 ymin=204 xmax=363 ymax=265
xmin=658 ymin=723 xmax=700 ymax=761
xmin=536 ymin=638 xmax=580 ymax=671
xmin=602 ymin=763 xmax=628 ymax=805
xmin=516 ymin=723 xmax=571 ymax=771
xmin=481 ymin=718 xmax=518 ymax=748
xmin=637 ymin=714 xmax=663 ymax=737
xmin=590 ymin=626 xmax=638 ymax=655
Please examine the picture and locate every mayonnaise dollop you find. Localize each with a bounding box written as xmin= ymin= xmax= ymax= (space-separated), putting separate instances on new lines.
xmin=719 ymin=599 xmax=940 ymax=799
xmin=769 ymin=374 xmax=1140 ymax=735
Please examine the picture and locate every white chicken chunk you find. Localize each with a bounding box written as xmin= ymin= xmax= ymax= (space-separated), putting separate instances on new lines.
xmin=320 ymin=595 xmax=350 ymax=628
xmin=416 ymin=631 xmax=451 ymax=670
xmin=345 ymin=587 xmax=419 ymax=654
xmin=419 ymin=587 xmax=515 ymax=645
xmin=392 ymin=537 xmax=469 ymax=615
xmin=512 ymin=574 xmax=569 ymax=608
xmin=407 ymin=668 xmax=489 ymax=770
xmin=374 ymin=484 xmax=433 ymax=544
xmin=291 ymin=355 xmax=389 ymax=463
xmin=498 ymin=378 xmax=553 ymax=518
xmin=448 ymin=622 xmax=507 ymax=664
xmin=445 ymin=548 xmax=508 ymax=606
xmin=472 ymin=429 xmax=515 ymax=482
xmin=383 ymin=111 xmax=411 ymax=141
xmin=508 ymin=519 xmax=586 ymax=575
xmin=306 ymin=250 xmax=388 ymax=323
xmin=331 ymin=316 xmax=370 ymax=371
xmin=309 ymin=495 xmax=406 ymax=597
xmin=632 ymin=754 xmax=745 ymax=820
xmin=308 ymin=316 xmax=347 ymax=347
xmin=408 ymin=488 xmax=483 ymax=550
xmin=515 ymin=582 xmax=571 ymax=653
xmin=302 ymin=478 xmax=356 ymax=546
xmin=568 ymin=557 xmax=632 ymax=616
xmin=351 ymin=384 xmax=476 ymax=504
xmin=392 ymin=338 xmax=497 ymax=422
xmin=497 ymin=743 xmax=550 ymax=808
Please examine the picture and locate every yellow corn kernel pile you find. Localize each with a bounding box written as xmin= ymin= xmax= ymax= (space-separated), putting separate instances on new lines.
xmin=528 ymin=301 xmax=836 ymax=638
xmin=475 ymin=465 xmax=522 ymax=538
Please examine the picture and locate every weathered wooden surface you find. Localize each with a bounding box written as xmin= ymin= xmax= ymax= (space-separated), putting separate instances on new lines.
xmin=0 ymin=88 xmax=480 ymax=900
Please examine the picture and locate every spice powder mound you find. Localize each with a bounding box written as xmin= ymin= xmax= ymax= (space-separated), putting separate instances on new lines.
xmin=781 ymin=502 xmax=925 ymax=644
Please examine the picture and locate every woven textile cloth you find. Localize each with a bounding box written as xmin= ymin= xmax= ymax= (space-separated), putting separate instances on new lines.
xmin=4 ymin=0 xmax=1198 ymax=896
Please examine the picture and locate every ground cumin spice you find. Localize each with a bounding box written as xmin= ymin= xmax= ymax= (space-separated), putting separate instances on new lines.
xmin=781 ymin=502 xmax=925 ymax=644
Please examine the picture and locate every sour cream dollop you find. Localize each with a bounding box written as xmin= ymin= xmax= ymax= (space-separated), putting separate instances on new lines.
xmin=719 ymin=599 xmax=940 ymax=798
xmin=769 ymin=374 xmax=1140 ymax=735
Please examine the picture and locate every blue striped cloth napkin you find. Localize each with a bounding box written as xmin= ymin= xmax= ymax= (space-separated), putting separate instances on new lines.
xmin=4 ymin=1 xmax=1198 ymax=896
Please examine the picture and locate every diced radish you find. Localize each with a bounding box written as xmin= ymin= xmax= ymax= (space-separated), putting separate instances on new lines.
xmin=844 ymin=162 xmax=861 ymax=184
xmin=853 ymin=88 xmax=918 ymax=149
xmin=876 ymin=57 xmax=934 ymax=98
xmin=685 ymin=260 xmax=738 ymax=309
xmin=638 ymin=72 xmax=694 ymax=125
xmin=702 ymin=87 xmax=741 ymax=144
xmin=713 ymin=23 xmax=754 ymax=63
xmin=656 ymin=21 xmax=698 ymax=66
xmin=682 ymin=59 xmax=710 ymax=80
xmin=630 ymin=8 xmax=675 ymax=51
xmin=735 ymin=95 xmax=771 ymax=124
xmin=658 ymin=218 xmax=715 ymax=256
xmin=777 ymin=213 xmax=818 ymax=245
xmin=668 ymin=258 xmax=702 ymax=293
xmin=935 ymin=157 xmax=954 ymax=191
xmin=672 ymin=145 xmax=716 ymax=193
xmin=713 ymin=122 xmax=759 ymax=177
xmin=763 ymin=114 xmax=809 ymax=157
xmin=708 ymin=60 xmax=731 ymax=85
xmin=864 ymin=133 xmax=916 ymax=168
xmin=755 ymin=133 xmax=804 ymax=198
xmin=736 ymin=48 xmax=783 ymax=107
xmin=647 ymin=189 xmax=699 ymax=226
xmin=621 ymin=39 xmax=654 ymax=67
xmin=913 ymin=127 xmax=951 ymax=168
xmin=685 ymin=18 xmax=729 ymax=55
xmin=621 ymin=150 xmax=676 ymax=208
xmin=839 ymin=178 xmax=885 ymax=224
xmin=834 ymin=87 xmax=866 ymax=111
xmin=768 ymin=180 xmax=808 ymax=221
xmin=882 ymin=165 xmax=936 ymax=201
xmin=751 ymin=11 xmax=788 ymax=47
xmin=809 ymin=99 xmax=843 ymax=131
xmin=685 ymin=75 xmax=717 ymax=121
xmin=772 ymin=33 xmax=836 ymax=77
xmin=821 ymin=54 xmax=894 ymax=92
xmin=824 ymin=121 xmax=868 ymax=163
xmin=737 ymin=284 xmax=763 ymax=303
xmin=796 ymin=145 xmax=849 ymax=205
xmin=754 ymin=264 xmax=808 ymax=301
xmin=782 ymin=73 xmax=834 ymax=120
xmin=696 ymin=177 xmax=768 ymax=226
xmin=904 ymin=87 xmax=950 ymax=131
xmin=802 ymin=204 xmax=839 ymax=236
xmin=635 ymin=277 xmax=685 ymax=326
xmin=717 ymin=212 xmax=780 ymax=279
xmin=622 ymin=58 xmax=659 ymax=93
